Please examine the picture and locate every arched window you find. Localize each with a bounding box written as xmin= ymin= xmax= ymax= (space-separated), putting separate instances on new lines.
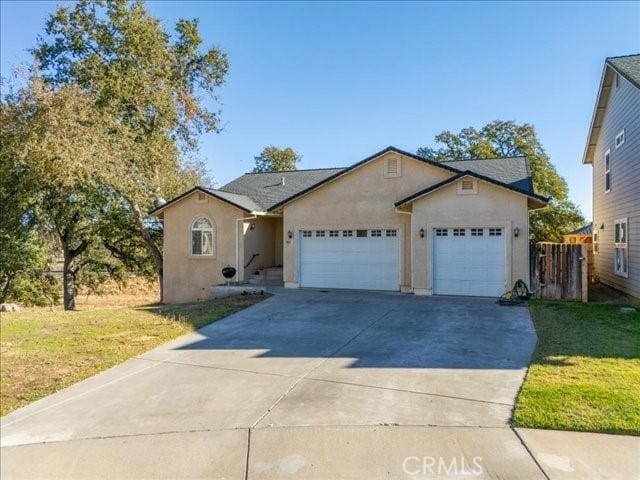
xmin=191 ymin=217 xmax=214 ymax=256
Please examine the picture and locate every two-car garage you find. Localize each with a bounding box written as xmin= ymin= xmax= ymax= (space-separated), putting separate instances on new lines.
xmin=298 ymin=226 xmax=506 ymax=297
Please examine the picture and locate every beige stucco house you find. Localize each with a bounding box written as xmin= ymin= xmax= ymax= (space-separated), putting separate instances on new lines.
xmin=152 ymin=147 xmax=548 ymax=303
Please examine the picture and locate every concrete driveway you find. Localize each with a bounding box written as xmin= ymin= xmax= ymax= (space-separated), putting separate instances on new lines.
xmin=5 ymin=289 xmax=630 ymax=479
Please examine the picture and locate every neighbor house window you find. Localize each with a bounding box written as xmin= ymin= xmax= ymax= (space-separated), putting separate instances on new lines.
xmin=191 ymin=217 xmax=214 ymax=256
xmin=605 ymin=149 xmax=611 ymax=192
xmin=593 ymin=231 xmax=599 ymax=255
xmin=615 ymin=130 xmax=625 ymax=148
xmin=614 ymin=218 xmax=628 ymax=277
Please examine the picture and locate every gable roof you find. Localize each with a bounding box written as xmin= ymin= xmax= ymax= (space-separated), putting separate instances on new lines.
xmin=151 ymin=146 xmax=543 ymax=216
xmin=264 ymin=146 xmax=537 ymax=211
xmin=149 ymin=186 xmax=261 ymax=216
xmin=608 ymin=54 xmax=640 ymax=89
xmin=444 ymin=156 xmax=533 ymax=193
xmin=565 ymin=222 xmax=593 ymax=236
xmin=583 ymin=54 xmax=640 ymax=164
xmin=219 ymin=168 xmax=344 ymax=211
xmin=394 ymin=170 xmax=548 ymax=208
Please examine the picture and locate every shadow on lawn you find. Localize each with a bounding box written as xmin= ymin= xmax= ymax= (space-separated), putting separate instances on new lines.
xmin=529 ymin=300 xmax=640 ymax=365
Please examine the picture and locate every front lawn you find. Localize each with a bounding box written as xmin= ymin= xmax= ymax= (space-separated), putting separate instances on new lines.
xmin=0 ymin=295 xmax=265 ymax=416
xmin=513 ymin=300 xmax=640 ymax=435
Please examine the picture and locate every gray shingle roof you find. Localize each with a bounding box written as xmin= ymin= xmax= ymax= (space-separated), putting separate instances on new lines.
xmin=154 ymin=147 xmax=541 ymax=215
xmin=219 ymin=168 xmax=345 ymax=210
xmin=443 ymin=157 xmax=533 ymax=193
xmin=607 ymin=54 xmax=640 ymax=89
xmin=566 ymin=223 xmax=593 ymax=236
xmin=202 ymin=188 xmax=264 ymax=213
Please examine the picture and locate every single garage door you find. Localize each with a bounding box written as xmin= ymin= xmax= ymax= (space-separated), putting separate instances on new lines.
xmin=433 ymin=227 xmax=505 ymax=297
xmin=299 ymin=229 xmax=400 ymax=290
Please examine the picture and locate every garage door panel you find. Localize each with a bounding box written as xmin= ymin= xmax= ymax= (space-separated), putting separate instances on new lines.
xmin=433 ymin=228 xmax=505 ymax=297
xmin=300 ymin=232 xmax=400 ymax=291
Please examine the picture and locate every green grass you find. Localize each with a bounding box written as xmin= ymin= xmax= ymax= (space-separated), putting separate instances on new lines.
xmin=0 ymin=295 xmax=265 ymax=416
xmin=513 ymin=300 xmax=640 ymax=435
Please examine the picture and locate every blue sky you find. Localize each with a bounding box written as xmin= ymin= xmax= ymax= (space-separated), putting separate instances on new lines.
xmin=2 ymin=1 xmax=639 ymax=218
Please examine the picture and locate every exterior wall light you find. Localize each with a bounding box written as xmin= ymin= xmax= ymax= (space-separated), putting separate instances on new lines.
xmin=287 ymin=230 xmax=293 ymax=240
xmin=419 ymin=228 xmax=425 ymax=238
xmin=249 ymin=223 xmax=256 ymax=231
xmin=514 ymin=227 xmax=520 ymax=237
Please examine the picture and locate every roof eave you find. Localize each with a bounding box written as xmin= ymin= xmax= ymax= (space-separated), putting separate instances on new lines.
xmin=395 ymin=171 xmax=549 ymax=208
xmin=266 ymin=146 xmax=462 ymax=212
xmin=149 ymin=186 xmax=256 ymax=217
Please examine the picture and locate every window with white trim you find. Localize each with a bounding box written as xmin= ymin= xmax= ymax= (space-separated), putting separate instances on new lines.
xmin=191 ymin=218 xmax=214 ymax=256
xmin=489 ymin=228 xmax=502 ymax=236
xmin=371 ymin=229 xmax=382 ymax=237
xmin=593 ymin=230 xmax=599 ymax=255
xmin=453 ymin=228 xmax=465 ymax=236
xmin=615 ymin=130 xmax=625 ymax=148
xmin=342 ymin=230 xmax=353 ymax=237
xmin=385 ymin=229 xmax=397 ymax=237
xmin=435 ymin=228 xmax=448 ymax=236
xmin=605 ymin=149 xmax=611 ymax=192
xmin=614 ymin=218 xmax=628 ymax=277
xmin=471 ymin=228 xmax=483 ymax=236
xmin=329 ymin=230 xmax=339 ymax=237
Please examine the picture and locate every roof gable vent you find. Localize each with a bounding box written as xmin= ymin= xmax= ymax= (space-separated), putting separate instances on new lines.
xmin=383 ymin=156 xmax=402 ymax=178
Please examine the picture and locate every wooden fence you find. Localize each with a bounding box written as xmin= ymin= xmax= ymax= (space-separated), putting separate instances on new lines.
xmin=530 ymin=242 xmax=590 ymax=302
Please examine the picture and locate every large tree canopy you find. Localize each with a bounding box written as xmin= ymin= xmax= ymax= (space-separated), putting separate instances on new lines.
xmin=26 ymin=0 xmax=229 ymax=303
xmin=253 ymin=146 xmax=302 ymax=173
xmin=417 ymin=120 xmax=584 ymax=242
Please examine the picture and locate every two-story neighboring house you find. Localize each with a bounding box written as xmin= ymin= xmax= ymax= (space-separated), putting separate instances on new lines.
xmin=583 ymin=54 xmax=640 ymax=298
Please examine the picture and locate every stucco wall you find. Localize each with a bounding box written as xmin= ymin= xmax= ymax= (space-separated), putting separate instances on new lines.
xmin=162 ymin=192 xmax=244 ymax=303
xmin=282 ymin=152 xmax=453 ymax=289
xmin=410 ymin=180 xmax=530 ymax=295
xmin=242 ymin=217 xmax=277 ymax=277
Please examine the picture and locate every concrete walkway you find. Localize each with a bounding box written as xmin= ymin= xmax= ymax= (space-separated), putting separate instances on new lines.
xmin=1 ymin=289 xmax=638 ymax=479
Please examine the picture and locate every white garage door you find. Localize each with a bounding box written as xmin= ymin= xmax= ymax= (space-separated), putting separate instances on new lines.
xmin=433 ymin=227 xmax=505 ymax=297
xmin=299 ymin=229 xmax=400 ymax=291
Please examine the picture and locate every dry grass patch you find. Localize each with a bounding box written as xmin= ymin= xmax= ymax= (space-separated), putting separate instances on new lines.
xmin=0 ymin=295 xmax=266 ymax=416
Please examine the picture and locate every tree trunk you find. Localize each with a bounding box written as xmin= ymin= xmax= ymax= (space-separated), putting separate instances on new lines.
xmin=0 ymin=273 xmax=16 ymax=303
xmin=128 ymin=200 xmax=164 ymax=302
xmin=62 ymin=253 xmax=76 ymax=311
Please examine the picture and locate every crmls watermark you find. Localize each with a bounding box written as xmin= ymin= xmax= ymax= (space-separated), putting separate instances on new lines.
xmin=402 ymin=456 xmax=484 ymax=476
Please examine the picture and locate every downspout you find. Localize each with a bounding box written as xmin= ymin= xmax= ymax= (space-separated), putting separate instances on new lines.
xmin=236 ymin=215 xmax=257 ymax=282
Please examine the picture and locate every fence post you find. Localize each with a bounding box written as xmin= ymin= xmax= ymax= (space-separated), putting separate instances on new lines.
xmin=581 ymin=244 xmax=589 ymax=303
